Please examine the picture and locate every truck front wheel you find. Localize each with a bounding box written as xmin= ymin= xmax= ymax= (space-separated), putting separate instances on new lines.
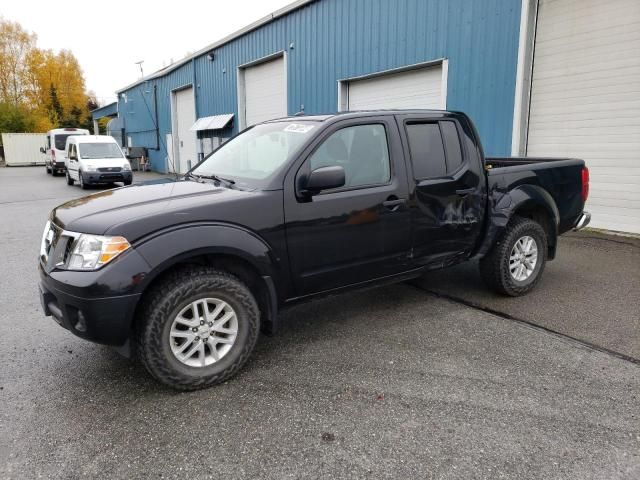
xmin=136 ymin=266 xmax=260 ymax=390
xmin=479 ymin=216 xmax=547 ymax=296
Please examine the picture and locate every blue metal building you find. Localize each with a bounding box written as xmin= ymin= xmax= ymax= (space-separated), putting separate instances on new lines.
xmin=110 ymin=0 xmax=523 ymax=173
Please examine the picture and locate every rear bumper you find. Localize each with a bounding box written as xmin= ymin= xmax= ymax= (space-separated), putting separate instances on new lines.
xmin=573 ymin=211 xmax=591 ymax=231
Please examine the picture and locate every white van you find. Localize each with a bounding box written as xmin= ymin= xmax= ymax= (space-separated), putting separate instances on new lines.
xmin=41 ymin=128 xmax=90 ymax=175
xmin=65 ymin=135 xmax=133 ymax=189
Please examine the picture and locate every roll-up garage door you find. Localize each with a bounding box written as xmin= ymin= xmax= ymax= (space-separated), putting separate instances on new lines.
xmin=244 ymin=56 xmax=287 ymax=127
xmin=526 ymin=0 xmax=640 ymax=233
xmin=346 ymin=64 xmax=445 ymax=110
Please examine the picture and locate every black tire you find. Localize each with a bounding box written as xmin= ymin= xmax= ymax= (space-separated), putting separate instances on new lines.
xmin=65 ymin=169 xmax=74 ymax=185
xmin=124 ymin=179 xmax=133 ymax=186
xmin=136 ymin=266 xmax=260 ymax=390
xmin=79 ymin=170 xmax=88 ymax=189
xmin=479 ymin=216 xmax=548 ymax=296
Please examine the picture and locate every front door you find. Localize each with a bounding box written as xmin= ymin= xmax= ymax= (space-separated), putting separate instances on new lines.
xmin=284 ymin=117 xmax=412 ymax=296
xmin=67 ymin=144 xmax=79 ymax=179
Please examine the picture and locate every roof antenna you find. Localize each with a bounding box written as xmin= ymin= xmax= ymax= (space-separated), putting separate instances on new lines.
xmin=294 ymin=104 xmax=305 ymax=116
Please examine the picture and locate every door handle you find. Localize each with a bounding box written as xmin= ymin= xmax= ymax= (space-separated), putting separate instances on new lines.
xmin=456 ymin=187 xmax=475 ymax=196
xmin=382 ymin=197 xmax=406 ymax=211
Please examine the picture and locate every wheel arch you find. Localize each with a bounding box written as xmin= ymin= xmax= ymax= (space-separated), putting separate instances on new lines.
xmin=477 ymin=184 xmax=560 ymax=260
xmin=131 ymin=224 xmax=282 ymax=341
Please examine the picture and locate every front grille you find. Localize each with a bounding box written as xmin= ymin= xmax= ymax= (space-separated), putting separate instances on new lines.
xmin=99 ymin=174 xmax=124 ymax=180
xmin=97 ymin=167 xmax=122 ymax=173
xmin=41 ymin=222 xmax=61 ymax=264
xmin=41 ymin=222 xmax=75 ymax=269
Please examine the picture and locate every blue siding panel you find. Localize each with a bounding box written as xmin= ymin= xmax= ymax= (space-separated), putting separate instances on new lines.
xmin=119 ymin=0 xmax=522 ymax=172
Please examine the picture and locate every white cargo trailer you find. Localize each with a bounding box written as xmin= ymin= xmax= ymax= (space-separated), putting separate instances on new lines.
xmin=1 ymin=133 xmax=47 ymax=166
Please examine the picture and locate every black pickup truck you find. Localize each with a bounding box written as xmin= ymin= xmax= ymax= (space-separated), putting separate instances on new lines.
xmin=39 ymin=110 xmax=590 ymax=390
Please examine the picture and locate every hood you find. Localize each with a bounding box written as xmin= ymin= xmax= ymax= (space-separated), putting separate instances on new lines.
xmin=52 ymin=179 xmax=261 ymax=240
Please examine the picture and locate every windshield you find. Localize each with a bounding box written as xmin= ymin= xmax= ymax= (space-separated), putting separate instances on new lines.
xmin=191 ymin=121 xmax=317 ymax=188
xmin=79 ymin=142 xmax=124 ymax=159
xmin=54 ymin=134 xmax=80 ymax=150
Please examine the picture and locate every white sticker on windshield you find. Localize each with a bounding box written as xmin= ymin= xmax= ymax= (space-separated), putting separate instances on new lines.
xmin=284 ymin=123 xmax=315 ymax=134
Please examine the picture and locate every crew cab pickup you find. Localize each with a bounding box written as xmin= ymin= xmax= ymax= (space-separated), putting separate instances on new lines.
xmin=39 ymin=110 xmax=590 ymax=390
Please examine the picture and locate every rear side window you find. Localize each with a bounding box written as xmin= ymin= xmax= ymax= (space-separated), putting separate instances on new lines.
xmin=405 ymin=123 xmax=446 ymax=179
xmin=405 ymin=121 xmax=464 ymax=179
xmin=441 ymin=121 xmax=463 ymax=173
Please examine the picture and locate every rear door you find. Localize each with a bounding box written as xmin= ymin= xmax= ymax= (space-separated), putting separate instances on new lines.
xmin=397 ymin=115 xmax=485 ymax=266
xmin=284 ymin=116 xmax=412 ymax=296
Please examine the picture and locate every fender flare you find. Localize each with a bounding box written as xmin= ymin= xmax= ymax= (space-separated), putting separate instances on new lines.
xmin=477 ymin=185 xmax=560 ymax=259
xmin=132 ymin=222 xmax=281 ymax=331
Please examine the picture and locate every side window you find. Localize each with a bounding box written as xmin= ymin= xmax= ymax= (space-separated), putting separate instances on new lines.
xmin=405 ymin=121 xmax=464 ymax=179
xmin=46 ymin=136 xmax=51 ymax=149
xmin=405 ymin=123 xmax=446 ymax=179
xmin=441 ymin=121 xmax=463 ymax=173
xmin=309 ymin=124 xmax=390 ymax=189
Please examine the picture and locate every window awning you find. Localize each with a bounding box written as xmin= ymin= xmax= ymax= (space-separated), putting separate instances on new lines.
xmin=190 ymin=114 xmax=234 ymax=131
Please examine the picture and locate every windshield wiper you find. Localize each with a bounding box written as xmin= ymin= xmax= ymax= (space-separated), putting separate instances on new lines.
xmin=185 ymin=172 xmax=236 ymax=187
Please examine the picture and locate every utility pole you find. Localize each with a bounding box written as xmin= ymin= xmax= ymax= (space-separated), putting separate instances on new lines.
xmin=135 ymin=60 xmax=144 ymax=78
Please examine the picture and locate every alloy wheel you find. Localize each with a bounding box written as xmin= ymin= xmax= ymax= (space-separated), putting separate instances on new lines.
xmin=169 ymin=298 xmax=239 ymax=368
xmin=509 ymin=235 xmax=538 ymax=281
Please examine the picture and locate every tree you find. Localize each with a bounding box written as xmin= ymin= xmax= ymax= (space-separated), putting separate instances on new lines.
xmin=0 ymin=18 xmax=36 ymax=106
xmin=0 ymin=17 xmax=97 ymax=134
xmin=0 ymin=102 xmax=36 ymax=143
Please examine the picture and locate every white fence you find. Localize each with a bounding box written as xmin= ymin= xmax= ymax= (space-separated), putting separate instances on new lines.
xmin=1 ymin=133 xmax=47 ymax=166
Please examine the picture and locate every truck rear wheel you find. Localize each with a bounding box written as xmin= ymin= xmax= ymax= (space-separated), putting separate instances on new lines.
xmin=479 ymin=216 xmax=547 ymax=296
xmin=136 ymin=266 xmax=260 ymax=390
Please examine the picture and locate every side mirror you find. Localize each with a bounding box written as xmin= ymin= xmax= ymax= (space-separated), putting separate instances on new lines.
xmin=303 ymin=166 xmax=345 ymax=195
xmin=40 ymin=147 xmax=45 ymax=154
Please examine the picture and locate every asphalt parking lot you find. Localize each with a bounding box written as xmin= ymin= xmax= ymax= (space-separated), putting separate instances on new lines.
xmin=0 ymin=166 xmax=638 ymax=479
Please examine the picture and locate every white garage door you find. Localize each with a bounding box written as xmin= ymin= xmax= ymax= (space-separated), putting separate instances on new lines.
xmin=244 ymin=56 xmax=287 ymax=127
xmin=173 ymin=87 xmax=197 ymax=174
xmin=346 ymin=64 xmax=445 ymax=110
xmin=526 ymin=0 xmax=640 ymax=233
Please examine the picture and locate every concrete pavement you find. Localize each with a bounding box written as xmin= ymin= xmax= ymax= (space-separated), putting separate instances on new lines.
xmin=0 ymin=166 xmax=638 ymax=479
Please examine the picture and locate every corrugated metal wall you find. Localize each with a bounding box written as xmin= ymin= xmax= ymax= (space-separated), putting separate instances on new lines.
xmin=119 ymin=0 xmax=522 ymax=172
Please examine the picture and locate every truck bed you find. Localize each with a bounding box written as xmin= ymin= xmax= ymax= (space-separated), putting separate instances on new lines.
xmin=486 ymin=157 xmax=581 ymax=169
xmin=484 ymin=156 xmax=586 ymax=235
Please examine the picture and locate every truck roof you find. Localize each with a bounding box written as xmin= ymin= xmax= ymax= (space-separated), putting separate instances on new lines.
xmin=264 ymin=109 xmax=461 ymax=124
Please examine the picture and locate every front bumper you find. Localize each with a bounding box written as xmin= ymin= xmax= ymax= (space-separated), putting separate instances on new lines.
xmin=573 ymin=211 xmax=591 ymax=231
xmin=39 ymin=260 xmax=144 ymax=348
xmin=82 ymin=170 xmax=132 ymax=184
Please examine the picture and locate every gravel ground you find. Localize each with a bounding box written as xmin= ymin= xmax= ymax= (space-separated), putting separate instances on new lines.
xmin=0 ymin=166 xmax=638 ymax=479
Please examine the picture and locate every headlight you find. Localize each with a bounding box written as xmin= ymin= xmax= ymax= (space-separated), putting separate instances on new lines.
xmin=122 ymin=163 xmax=131 ymax=171
xmin=85 ymin=164 xmax=97 ymax=172
xmin=67 ymin=234 xmax=131 ymax=270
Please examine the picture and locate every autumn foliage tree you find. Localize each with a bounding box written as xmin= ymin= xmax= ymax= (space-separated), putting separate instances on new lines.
xmin=0 ymin=17 xmax=96 ymax=137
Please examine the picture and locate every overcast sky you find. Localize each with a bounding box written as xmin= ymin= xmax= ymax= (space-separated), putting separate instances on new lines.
xmin=3 ymin=0 xmax=293 ymax=106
